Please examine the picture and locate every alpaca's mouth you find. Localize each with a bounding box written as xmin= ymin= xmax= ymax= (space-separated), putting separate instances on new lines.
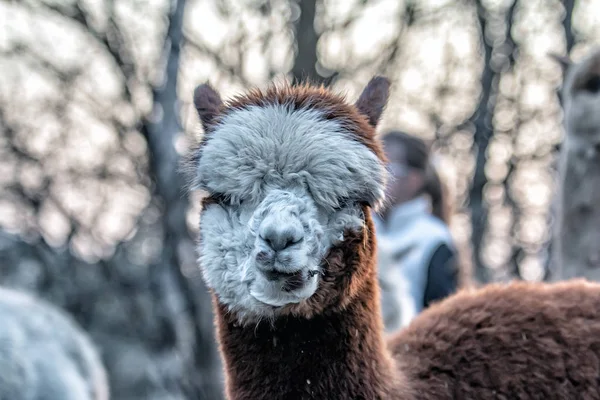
xmin=259 ymin=268 xmax=314 ymax=292
xmin=262 ymin=269 xmax=302 ymax=282
xmin=249 ymin=267 xmax=320 ymax=307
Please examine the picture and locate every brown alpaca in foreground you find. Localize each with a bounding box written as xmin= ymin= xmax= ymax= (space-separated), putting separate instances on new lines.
xmin=190 ymin=76 xmax=600 ymax=399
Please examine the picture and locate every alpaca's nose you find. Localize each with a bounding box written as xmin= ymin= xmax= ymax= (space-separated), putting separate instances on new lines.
xmin=259 ymin=224 xmax=304 ymax=252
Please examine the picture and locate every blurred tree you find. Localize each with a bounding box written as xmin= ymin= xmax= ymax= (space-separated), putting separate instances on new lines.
xmin=544 ymin=0 xmax=577 ymax=281
xmin=467 ymin=0 xmax=496 ymax=283
xmin=563 ymin=0 xmax=576 ymax=53
xmin=0 ymin=0 xmax=222 ymax=399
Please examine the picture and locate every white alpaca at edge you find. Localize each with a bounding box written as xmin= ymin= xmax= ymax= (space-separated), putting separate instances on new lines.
xmin=0 ymin=286 xmax=109 ymax=400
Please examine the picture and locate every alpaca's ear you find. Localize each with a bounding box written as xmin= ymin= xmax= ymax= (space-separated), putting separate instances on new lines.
xmin=193 ymin=83 xmax=223 ymax=132
xmin=355 ymin=76 xmax=391 ymax=127
xmin=549 ymin=52 xmax=573 ymax=75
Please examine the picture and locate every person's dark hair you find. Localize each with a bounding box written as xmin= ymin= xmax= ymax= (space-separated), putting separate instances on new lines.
xmin=381 ymin=130 xmax=450 ymax=224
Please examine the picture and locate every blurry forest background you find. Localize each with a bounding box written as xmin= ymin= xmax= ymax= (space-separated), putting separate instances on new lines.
xmin=1 ymin=0 xmax=599 ymax=398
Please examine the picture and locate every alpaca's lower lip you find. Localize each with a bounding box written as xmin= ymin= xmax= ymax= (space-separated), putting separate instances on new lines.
xmin=250 ymin=291 xmax=302 ymax=307
xmin=249 ymin=268 xmax=319 ymax=306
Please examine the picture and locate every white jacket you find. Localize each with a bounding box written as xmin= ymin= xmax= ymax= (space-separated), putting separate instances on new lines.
xmin=373 ymin=196 xmax=455 ymax=332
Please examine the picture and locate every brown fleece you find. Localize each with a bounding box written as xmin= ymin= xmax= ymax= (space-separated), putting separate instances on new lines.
xmin=390 ymin=279 xmax=600 ymax=399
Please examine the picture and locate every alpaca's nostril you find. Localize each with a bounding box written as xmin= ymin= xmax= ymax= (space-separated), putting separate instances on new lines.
xmin=260 ymin=228 xmax=304 ymax=252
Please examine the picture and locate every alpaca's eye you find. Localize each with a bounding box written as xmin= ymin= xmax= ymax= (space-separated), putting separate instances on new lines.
xmin=583 ymin=75 xmax=600 ymax=93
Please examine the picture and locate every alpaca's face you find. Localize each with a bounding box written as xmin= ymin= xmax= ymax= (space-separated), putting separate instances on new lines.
xmin=196 ymin=105 xmax=384 ymax=320
xmin=191 ymin=79 xmax=390 ymax=321
xmin=562 ymin=49 xmax=600 ymax=147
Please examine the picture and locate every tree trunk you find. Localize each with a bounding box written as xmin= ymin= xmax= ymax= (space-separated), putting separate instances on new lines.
xmin=141 ymin=0 xmax=223 ymax=397
xmin=468 ymin=1 xmax=495 ymax=284
xmin=563 ymin=0 xmax=576 ymax=53
xmin=291 ymin=0 xmax=321 ymax=83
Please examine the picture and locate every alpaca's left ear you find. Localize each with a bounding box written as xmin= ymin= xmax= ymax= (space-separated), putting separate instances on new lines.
xmin=355 ymin=76 xmax=391 ymax=127
xmin=194 ymin=83 xmax=223 ymax=132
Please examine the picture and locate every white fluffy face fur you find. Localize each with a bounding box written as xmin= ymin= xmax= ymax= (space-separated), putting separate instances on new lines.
xmin=195 ymin=104 xmax=387 ymax=321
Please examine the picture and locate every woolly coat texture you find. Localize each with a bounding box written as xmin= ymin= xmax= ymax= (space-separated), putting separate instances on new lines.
xmin=192 ymin=77 xmax=600 ymax=400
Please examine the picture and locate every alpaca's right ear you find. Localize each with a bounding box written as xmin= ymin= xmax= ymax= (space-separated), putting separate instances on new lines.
xmin=355 ymin=76 xmax=391 ymax=128
xmin=193 ymin=83 xmax=223 ymax=132
xmin=549 ymin=52 xmax=573 ymax=76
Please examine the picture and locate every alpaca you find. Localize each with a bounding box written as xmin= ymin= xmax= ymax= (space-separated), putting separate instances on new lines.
xmin=190 ymin=77 xmax=600 ymax=399
xmin=551 ymin=48 xmax=600 ymax=281
xmin=0 ymin=286 xmax=109 ymax=400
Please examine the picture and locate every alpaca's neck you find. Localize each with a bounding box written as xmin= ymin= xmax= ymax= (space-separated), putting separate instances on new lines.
xmin=215 ymin=287 xmax=407 ymax=399
xmin=214 ymin=246 xmax=412 ymax=400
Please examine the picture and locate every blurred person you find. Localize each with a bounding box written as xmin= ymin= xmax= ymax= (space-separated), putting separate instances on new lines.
xmin=375 ymin=130 xmax=458 ymax=332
